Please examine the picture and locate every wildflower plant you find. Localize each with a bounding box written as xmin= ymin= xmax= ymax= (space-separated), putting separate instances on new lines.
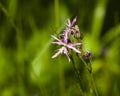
xmin=51 ymin=17 xmax=98 ymax=96
xmin=51 ymin=17 xmax=82 ymax=61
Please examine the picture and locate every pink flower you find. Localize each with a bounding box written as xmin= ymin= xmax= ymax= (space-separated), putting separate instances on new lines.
xmin=66 ymin=17 xmax=77 ymax=28
xmin=51 ymin=35 xmax=81 ymax=62
xmin=60 ymin=17 xmax=77 ymax=44
xmin=52 ymin=46 xmax=71 ymax=62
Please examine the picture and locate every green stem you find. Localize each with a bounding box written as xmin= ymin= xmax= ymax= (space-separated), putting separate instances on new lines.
xmin=71 ymin=56 xmax=84 ymax=96
xmin=90 ymin=74 xmax=99 ymax=96
xmin=79 ymin=56 xmax=99 ymax=96
xmin=89 ymin=60 xmax=99 ymax=96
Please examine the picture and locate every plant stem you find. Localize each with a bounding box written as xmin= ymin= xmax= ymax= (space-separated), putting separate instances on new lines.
xmin=90 ymin=74 xmax=99 ymax=96
xmin=71 ymin=56 xmax=84 ymax=96
xmin=89 ymin=60 xmax=99 ymax=96
xmin=79 ymin=56 xmax=99 ymax=96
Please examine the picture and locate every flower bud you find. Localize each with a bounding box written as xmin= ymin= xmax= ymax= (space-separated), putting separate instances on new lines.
xmin=83 ymin=51 xmax=92 ymax=60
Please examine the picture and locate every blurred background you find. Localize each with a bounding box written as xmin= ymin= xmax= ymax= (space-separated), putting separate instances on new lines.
xmin=0 ymin=0 xmax=120 ymax=96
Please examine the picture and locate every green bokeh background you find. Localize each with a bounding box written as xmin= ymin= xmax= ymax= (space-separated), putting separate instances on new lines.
xmin=0 ymin=0 xmax=120 ymax=96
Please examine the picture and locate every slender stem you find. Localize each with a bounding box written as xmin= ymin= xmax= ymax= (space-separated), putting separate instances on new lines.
xmin=79 ymin=56 xmax=99 ymax=96
xmin=71 ymin=56 xmax=84 ymax=96
xmin=80 ymin=57 xmax=89 ymax=70
xmin=90 ymin=74 xmax=99 ymax=96
xmin=89 ymin=60 xmax=99 ymax=96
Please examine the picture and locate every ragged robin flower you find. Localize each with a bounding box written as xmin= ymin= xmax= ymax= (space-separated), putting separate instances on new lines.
xmin=51 ymin=35 xmax=81 ymax=62
xmin=60 ymin=17 xmax=77 ymax=44
xmin=51 ymin=17 xmax=82 ymax=62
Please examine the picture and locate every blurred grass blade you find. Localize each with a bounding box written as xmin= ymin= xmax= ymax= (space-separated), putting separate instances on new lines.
xmin=32 ymin=39 xmax=52 ymax=65
xmin=91 ymin=0 xmax=108 ymax=39
xmin=0 ymin=3 xmax=9 ymax=16
xmin=54 ymin=0 xmax=60 ymax=27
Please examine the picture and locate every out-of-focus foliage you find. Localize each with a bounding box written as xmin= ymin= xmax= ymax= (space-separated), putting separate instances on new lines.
xmin=0 ymin=0 xmax=120 ymax=96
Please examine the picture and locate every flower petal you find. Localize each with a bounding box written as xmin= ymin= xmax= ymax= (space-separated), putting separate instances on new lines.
xmin=51 ymin=42 xmax=64 ymax=45
xmin=52 ymin=50 xmax=61 ymax=58
xmin=68 ymin=46 xmax=81 ymax=53
xmin=66 ymin=19 xmax=71 ymax=27
xmin=68 ymin=43 xmax=82 ymax=47
xmin=66 ymin=54 xmax=71 ymax=62
xmin=52 ymin=47 xmax=65 ymax=58
xmin=71 ymin=17 xmax=77 ymax=27
xmin=51 ymin=35 xmax=61 ymax=42
xmin=63 ymin=47 xmax=71 ymax=62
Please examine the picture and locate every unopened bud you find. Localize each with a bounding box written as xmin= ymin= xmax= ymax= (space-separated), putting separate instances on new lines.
xmin=83 ymin=51 xmax=92 ymax=60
